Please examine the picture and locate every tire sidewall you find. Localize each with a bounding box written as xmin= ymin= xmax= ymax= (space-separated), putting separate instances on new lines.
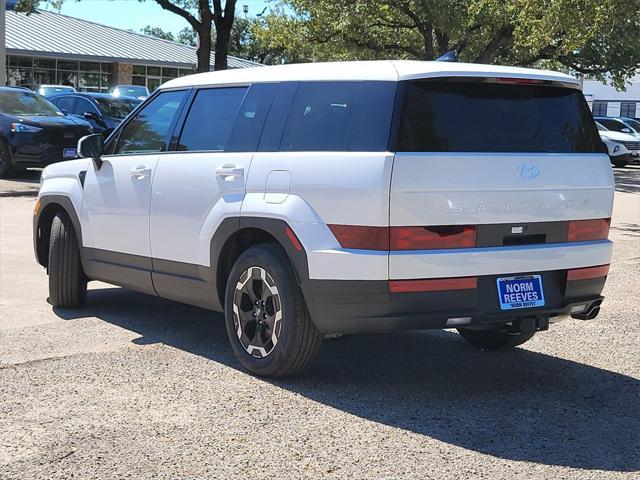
xmin=224 ymin=244 xmax=306 ymax=376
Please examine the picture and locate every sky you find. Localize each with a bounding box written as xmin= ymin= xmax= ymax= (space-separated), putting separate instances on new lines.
xmin=43 ymin=0 xmax=272 ymax=37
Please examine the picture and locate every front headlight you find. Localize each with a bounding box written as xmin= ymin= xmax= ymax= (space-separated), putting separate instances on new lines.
xmin=11 ymin=123 xmax=43 ymax=134
xmin=613 ymin=145 xmax=621 ymax=153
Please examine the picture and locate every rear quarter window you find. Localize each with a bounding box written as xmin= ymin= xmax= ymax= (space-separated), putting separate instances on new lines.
xmin=395 ymin=80 xmax=601 ymax=153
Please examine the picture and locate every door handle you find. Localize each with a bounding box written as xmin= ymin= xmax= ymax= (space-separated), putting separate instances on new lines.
xmin=216 ymin=164 xmax=244 ymax=180
xmin=130 ymin=165 xmax=151 ymax=179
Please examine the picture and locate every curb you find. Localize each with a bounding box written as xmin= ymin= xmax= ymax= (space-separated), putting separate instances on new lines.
xmin=0 ymin=190 xmax=39 ymax=198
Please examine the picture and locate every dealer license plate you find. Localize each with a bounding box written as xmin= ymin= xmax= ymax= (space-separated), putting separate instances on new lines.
xmin=63 ymin=148 xmax=77 ymax=159
xmin=496 ymin=275 xmax=545 ymax=310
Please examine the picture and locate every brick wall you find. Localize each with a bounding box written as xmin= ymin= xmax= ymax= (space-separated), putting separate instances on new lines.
xmin=114 ymin=63 xmax=133 ymax=85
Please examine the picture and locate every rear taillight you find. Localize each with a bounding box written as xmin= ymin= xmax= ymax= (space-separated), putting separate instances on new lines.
xmin=567 ymin=264 xmax=610 ymax=281
xmin=328 ymin=225 xmax=389 ymax=250
xmin=567 ymin=219 xmax=610 ymax=242
xmin=390 ymin=226 xmax=476 ymax=250
xmin=389 ymin=276 xmax=478 ymax=293
xmin=495 ymin=77 xmax=543 ymax=85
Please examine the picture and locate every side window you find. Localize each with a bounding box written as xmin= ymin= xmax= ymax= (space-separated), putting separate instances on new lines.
xmin=350 ymin=81 xmax=396 ymax=151
xmin=54 ymin=96 xmax=76 ymax=113
xmin=280 ymin=82 xmax=361 ymax=151
xmin=113 ymin=90 xmax=187 ymax=155
xmin=177 ymin=87 xmax=247 ymax=152
xmin=226 ymin=83 xmax=279 ymax=152
xmin=74 ymin=98 xmax=99 ymax=116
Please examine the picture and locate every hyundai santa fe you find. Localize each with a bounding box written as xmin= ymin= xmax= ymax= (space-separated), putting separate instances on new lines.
xmin=33 ymin=61 xmax=614 ymax=376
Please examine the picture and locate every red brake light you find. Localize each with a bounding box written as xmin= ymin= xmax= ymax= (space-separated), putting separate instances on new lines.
xmin=328 ymin=225 xmax=389 ymax=250
xmin=389 ymin=277 xmax=478 ymax=293
xmin=390 ymin=226 xmax=476 ymax=250
xmin=567 ymin=219 xmax=610 ymax=242
xmin=496 ymin=77 xmax=543 ymax=85
xmin=567 ymin=264 xmax=610 ymax=281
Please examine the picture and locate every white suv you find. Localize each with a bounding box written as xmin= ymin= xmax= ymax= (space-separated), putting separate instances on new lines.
xmin=34 ymin=61 xmax=614 ymax=376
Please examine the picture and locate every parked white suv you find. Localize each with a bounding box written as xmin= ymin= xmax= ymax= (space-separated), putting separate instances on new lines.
xmin=34 ymin=61 xmax=614 ymax=376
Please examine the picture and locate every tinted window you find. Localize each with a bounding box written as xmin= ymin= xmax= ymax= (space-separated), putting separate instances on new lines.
xmin=177 ymin=87 xmax=247 ymax=152
xmin=396 ymin=80 xmax=601 ymax=153
xmin=597 ymin=118 xmax=626 ymax=132
xmin=280 ymin=82 xmax=360 ymax=151
xmin=0 ymin=91 xmax=64 ymax=116
xmin=227 ymin=83 xmax=279 ymax=152
xmin=114 ymin=90 xmax=186 ymax=155
xmin=350 ymin=81 xmax=396 ymax=151
xmin=94 ymin=97 xmax=141 ymax=119
xmin=52 ymin=96 xmax=75 ymax=114
xmin=74 ymin=97 xmax=99 ymax=116
xmin=258 ymin=82 xmax=299 ymax=152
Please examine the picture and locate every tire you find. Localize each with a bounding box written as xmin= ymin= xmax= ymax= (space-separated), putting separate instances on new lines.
xmin=48 ymin=211 xmax=87 ymax=308
xmin=457 ymin=319 xmax=536 ymax=350
xmin=612 ymin=159 xmax=628 ymax=168
xmin=224 ymin=244 xmax=322 ymax=377
xmin=0 ymin=138 xmax=15 ymax=179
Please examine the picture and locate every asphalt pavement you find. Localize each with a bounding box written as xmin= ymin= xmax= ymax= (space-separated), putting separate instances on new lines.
xmin=1 ymin=167 xmax=639 ymax=479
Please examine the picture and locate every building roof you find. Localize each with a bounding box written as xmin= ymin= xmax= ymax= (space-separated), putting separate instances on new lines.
xmin=5 ymin=9 xmax=260 ymax=69
xmin=162 ymin=59 xmax=579 ymax=89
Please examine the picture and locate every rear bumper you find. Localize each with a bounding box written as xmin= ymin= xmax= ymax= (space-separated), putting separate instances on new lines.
xmin=308 ymin=270 xmax=607 ymax=334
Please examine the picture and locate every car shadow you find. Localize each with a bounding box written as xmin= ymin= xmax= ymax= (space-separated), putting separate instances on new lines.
xmin=614 ymin=165 xmax=640 ymax=194
xmin=54 ymin=287 xmax=639 ymax=473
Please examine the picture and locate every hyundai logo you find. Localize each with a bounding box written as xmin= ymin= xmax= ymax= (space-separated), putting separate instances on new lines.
xmin=519 ymin=163 xmax=540 ymax=179
xmin=63 ymin=132 xmax=75 ymax=139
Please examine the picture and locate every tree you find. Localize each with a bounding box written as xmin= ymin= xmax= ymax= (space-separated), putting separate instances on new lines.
xmin=153 ymin=0 xmax=237 ymax=71
xmin=16 ymin=0 xmax=239 ymax=72
xmin=274 ymin=0 xmax=640 ymax=87
xmin=141 ymin=25 xmax=175 ymax=41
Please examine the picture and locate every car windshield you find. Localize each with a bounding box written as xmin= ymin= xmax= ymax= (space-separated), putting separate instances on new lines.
xmin=622 ymin=118 xmax=640 ymax=132
xmin=41 ymin=86 xmax=75 ymax=96
xmin=94 ymin=97 xmax=142 ymax=119
xmin=115 ymin=86 xmax=148 ymax=97
xmin=0 ymin=91 xmax=64 ymax=116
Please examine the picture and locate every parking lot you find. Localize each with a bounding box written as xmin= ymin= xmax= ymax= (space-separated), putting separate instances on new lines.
xmin=1 ymin=167 xmax=639 ymax=479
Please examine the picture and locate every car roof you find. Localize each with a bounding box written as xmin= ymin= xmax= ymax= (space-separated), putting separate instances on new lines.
xmin=161 ymin=60 xmax=579 ymax=90
xmin=0 ymin=86 xmax=33 ymax=92
xmin=50 ymin=92 xmax=139 ymax=101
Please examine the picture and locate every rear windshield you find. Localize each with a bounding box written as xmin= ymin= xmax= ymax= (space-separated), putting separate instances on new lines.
xmin=95 ymin=97 xmax=141 ymax=119
xmin=395 ymin=80 xmax=601 ymax=153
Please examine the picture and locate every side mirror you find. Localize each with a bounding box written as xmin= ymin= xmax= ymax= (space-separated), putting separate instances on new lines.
xmin=78 ymin=134 xmax=104 ymax=169
xmin=621 ymin=127 xmax=632 ymax=133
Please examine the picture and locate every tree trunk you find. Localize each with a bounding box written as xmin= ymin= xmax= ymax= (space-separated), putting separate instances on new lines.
xmin=214 ymin=23 xmax=232 ymax=70
xmin=195 ymin=24 xmax=212 ymax=72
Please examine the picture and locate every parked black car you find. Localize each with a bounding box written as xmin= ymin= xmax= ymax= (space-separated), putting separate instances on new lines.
xmin=49 ymin=92 xmax=141 ymax=137
xmin=0 ymin=87 xmax=93 ymax=178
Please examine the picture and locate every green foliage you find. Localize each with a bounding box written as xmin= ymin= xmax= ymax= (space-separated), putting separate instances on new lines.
xmin=141 ymin=25 xmax=176 ymax=41
xmin=273 ymin=0 xmax=640 ymax=87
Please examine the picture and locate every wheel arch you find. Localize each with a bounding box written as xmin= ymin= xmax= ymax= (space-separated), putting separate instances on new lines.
xmin=34 ymin=195 xmax=83 ymax=268
xmin=212 ymin=217 xmax=314 ymax=315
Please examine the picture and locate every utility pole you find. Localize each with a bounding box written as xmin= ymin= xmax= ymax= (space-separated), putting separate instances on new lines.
xmin=0 ymin=0 xmax=6 ymax=86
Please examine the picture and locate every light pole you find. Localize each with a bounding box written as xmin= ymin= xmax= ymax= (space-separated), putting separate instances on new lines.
xmin=243 ymin=4 xmax=248 ymax=18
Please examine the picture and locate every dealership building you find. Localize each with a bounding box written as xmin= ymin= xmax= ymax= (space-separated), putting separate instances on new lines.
xmin=4 ymin=4 xmax=258 ymax=93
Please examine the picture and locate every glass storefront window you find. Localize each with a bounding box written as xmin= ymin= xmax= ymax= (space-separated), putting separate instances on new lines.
xmin=79 ymin=61 xmax=101 ymax=72
xmin=146 ymin=66 xmax=161 ymax=76
xmin=33 ymin=57 xmax=56 ymax=69
xmin=9 ymin=56 xmax=33 ymax=67
xmin=162 ymin=67 xmax=178 ymax=78
xmin=33 ymin=69 xmax=56 ymax=86
xmin=133 ymin=65 xmax=146 ymax=75
xmin=7 ymin=67 xmax=32 ymax=87
xmin=132 ymin=75 xmax=146 ymax=86
xmin=58 ymin=60 xmax=79 ymax=71
xmin=57 ymin=71 xmax=79 ymax=89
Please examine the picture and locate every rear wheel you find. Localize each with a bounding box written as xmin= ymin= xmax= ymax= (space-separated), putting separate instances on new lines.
xmin=224 ymin=244 xmax=322 ymax=377
xmin=457 ymin=319 xmax=536 ymax=350
xmin=48 ymin=211 xmax=87 ymax=307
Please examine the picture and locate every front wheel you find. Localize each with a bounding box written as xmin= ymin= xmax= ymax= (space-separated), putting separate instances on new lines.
xmin=224 ymin=244 xmax=322 ymax=377
xmin=48 ymin=211 xmax=87 ymax=307
xmin=457 ymin=320 xmax=536 ymax=350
